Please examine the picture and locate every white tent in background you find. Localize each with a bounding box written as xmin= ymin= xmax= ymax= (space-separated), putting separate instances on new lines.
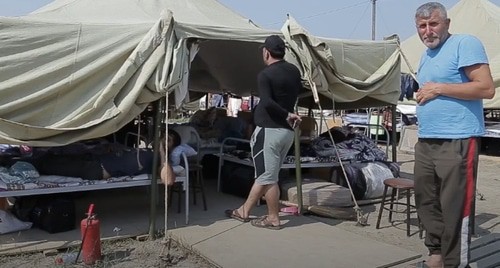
xmin=400 ymin=0 xmax=500 ymax=108
xmin=0 ymin=0 xmax=401 ymax=146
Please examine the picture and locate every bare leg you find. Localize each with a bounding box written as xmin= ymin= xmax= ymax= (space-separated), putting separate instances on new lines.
xmin=161 ymin=163 xmax=175 ymax=186
xmin=158 ymin=138 xmax=174 ymax=186
xmin=263 ymin=184 xmax=280 ymax=225
xmin=426 ymin=254 xmax=443 ymax=268
xmin=235 ymin=182 xmax=280 ymax=226
xmin=236 ymin=182 xmax=267 ymax=218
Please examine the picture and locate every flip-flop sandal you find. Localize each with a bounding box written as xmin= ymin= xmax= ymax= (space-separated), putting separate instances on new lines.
xmin=250 ymin=216 xmax=281 ymax=230
xmin=224 ymin=209 xmax=250 ymax=223
xmin=411 ymin=261 xmax=431 ymax=268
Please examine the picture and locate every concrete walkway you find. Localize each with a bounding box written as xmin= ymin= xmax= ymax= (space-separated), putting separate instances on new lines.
xmin=170 ymin=212 xmax=421 ymax=268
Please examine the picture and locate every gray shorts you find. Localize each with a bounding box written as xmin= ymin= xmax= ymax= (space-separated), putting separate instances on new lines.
xmin=250 ymin=126 xmax=294 ymax=185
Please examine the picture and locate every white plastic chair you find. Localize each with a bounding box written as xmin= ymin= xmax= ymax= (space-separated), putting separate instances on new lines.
xmin=170 ymin=125 xmax=208 ymax=214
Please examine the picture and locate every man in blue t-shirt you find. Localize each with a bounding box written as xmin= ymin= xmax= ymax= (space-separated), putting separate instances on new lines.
xmin=412 ymin=2 xmax=495 ymax=268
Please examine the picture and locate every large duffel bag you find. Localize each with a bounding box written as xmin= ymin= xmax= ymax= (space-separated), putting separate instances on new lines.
xmin=220 ymin=161 xmax=255 ymax=198
xmin=201 ymin=154 xmax=220 ymax=180
xmin=30 ymin=198 xmax=75 ymax=234
xmin=331 ymin=161 xmax=399 ymax=200
xmin=331 ymin=164 xmax=366 ymax=200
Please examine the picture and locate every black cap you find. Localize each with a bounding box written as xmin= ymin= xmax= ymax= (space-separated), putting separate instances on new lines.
xmin=261 ymin=35 xmax=286 ymax=56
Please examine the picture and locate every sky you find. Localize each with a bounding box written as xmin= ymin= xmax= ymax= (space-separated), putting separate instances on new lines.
xmin=1 ymin=0 xmax=499 ymax=41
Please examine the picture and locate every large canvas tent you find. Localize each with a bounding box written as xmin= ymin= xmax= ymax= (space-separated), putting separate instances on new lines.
xmin=284 ymin=17 xmax=400 ymax=110
xmin=0 ymin=0 xmax=401 ymax=146
xmin=400 ymin=0 xmax=500 ymax=108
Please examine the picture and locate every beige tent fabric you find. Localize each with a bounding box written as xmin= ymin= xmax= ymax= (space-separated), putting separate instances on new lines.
xmin=284 ymin=17 xmax=401 ymax=110
xmin=0 ymin=0 xmax=402 ymax=146
xmin=0 ymin=14 xmax=174 ymax=145
xmin=400 ymin=0 xmax=500 ymax=108
xmin=26 ymin=0 xmax=258 ymax=27
xmin=0 ymin=0 xmax=273 ymax=146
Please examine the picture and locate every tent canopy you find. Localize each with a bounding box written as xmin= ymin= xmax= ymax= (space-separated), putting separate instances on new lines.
xmin=0 ymin=0 xmax=401 ymax=146
xmin=284 ymin=17 xmax=400 ymax=110
xmin=401 ymin=0 xmax=500 ymax=108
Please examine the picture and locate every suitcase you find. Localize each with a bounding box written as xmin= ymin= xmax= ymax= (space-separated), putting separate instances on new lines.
xmin=30 ymin=198 xmax=75 ymax=233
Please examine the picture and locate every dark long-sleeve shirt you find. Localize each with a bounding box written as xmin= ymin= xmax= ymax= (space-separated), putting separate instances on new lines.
xmin=254 ymin=60 xmax=301 ymax=130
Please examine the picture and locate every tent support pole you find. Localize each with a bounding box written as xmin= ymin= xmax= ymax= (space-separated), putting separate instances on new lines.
xmin=391 ymin=105 xmax=397 ymax=162
xmin=149 ymin=99 xmax=163 ymax=239
xmin=294 ymin=125 xmax=303 ymax=214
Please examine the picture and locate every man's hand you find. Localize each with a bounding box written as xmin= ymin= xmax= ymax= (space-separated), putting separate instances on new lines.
xmin=287 ymin=113 xmax=302 ymax=129
xmin=416 ymin=82 xmax=441 ymax=104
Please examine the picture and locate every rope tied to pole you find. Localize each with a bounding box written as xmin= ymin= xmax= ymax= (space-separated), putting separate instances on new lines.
xmin=309 ymin=79 xmax=368 ymax=226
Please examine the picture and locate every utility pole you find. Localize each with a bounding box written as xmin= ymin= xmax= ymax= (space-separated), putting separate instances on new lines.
xmin=371 ymin=0 xmax=377 ymax=40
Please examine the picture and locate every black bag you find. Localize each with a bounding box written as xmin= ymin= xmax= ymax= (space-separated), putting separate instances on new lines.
xmin=379 ymin=161 xmax=400 ymax=178
xmin=201 ymin=154 xmax=220 ymax=180
xmin=30 ymin=198 xmax=75 ymax=233
xmin=331 ymin=164 xmax=367 ymax=200
xmin=12 ymin=196 xmax=39 ymax=222
xmin=331 ymin=161 xmax=399 ymax=200
xmin=221 ymin=161 xmax=254 ymax=198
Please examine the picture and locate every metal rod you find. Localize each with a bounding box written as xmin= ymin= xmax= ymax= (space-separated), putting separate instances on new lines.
xmin=294 ymin=125 xmax=303 ymax=214
xmin=149 ymin=99 xmax=163 ymax=239
xmin=391 ymin=105 xmax=398 ymax=162
xmin=371 ymin=0 xmax=377 ymax=40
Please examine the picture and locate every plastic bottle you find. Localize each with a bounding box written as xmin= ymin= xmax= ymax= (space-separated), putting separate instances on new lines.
xmin=55 ymin=252 xmax=80 ymax=265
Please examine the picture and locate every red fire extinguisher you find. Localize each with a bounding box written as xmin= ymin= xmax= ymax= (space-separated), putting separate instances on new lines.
xmin=78 ymin=204 xmax=102 ymax=265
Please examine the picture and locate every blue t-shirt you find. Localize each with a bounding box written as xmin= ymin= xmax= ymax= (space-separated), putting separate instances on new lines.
xmin=416 ymin=34 xmax=488 ymax=139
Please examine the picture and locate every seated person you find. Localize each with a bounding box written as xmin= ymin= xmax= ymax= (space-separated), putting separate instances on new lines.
xmin=159 ymin=130 xmax=181 ymax=186
xmin=159 ymin=129 xmax=197 ymax=185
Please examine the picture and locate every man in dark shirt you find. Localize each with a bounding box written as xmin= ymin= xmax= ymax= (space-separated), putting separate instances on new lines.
xmin=225 ymin=35 xmax=302 ymax=230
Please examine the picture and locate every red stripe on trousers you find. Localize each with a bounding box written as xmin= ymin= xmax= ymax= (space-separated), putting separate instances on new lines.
xmin=463 ymin=138 xmax=476 ymax=217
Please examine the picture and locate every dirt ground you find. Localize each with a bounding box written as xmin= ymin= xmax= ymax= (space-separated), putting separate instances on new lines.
xmin=328 ymin=153 xmax=500 ymax=256
xmin=0 ymin=151 xmax=499 ymax=267
xmin=0 ymin=236 xmax=217 ymax=268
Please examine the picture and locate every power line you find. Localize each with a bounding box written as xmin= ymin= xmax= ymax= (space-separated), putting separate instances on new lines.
xmin=262 ymin=0 xmax=371 ymax=27
xmin=348 ymin=2 xmax=371 ymax=39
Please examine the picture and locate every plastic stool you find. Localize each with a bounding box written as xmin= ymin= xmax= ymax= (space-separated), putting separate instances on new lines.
xmin=376 ymin=178 xmax=423 ymax=237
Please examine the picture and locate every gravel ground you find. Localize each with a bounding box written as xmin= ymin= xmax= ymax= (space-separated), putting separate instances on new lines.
xmin=0 ymin=236 xmax=217 ymax=268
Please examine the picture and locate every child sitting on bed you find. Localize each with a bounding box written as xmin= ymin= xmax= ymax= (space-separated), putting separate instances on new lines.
xmin=159 ymin=130 xmax=180 ymax=186
xmin=159 ymin=129 xmax=197 ymax=186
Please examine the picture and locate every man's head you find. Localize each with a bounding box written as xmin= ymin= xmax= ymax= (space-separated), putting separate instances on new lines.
xmin=261 ymin=35 xmax=285 ymax=65
xmin=415 ymin=2 xmax=450 ymax=49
